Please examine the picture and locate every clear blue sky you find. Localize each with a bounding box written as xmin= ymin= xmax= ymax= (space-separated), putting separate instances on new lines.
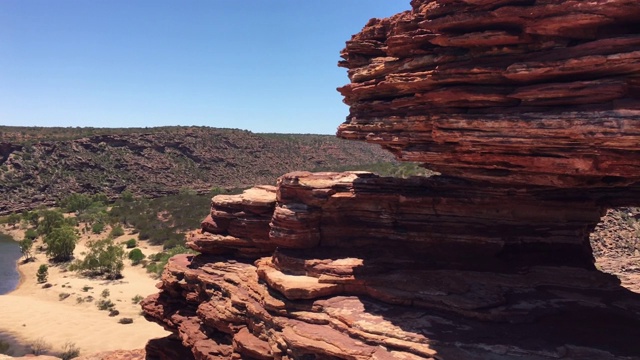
xmin=0 ymin=1 xmax=409 ymax=134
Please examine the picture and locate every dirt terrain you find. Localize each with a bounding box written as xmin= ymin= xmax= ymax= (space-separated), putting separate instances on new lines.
xmin=592 ymin=207 xmax=640 ymax=293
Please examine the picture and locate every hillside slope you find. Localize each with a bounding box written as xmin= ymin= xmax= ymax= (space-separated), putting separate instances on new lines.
xmin=0 ymin=126 xmax=395 ymax=214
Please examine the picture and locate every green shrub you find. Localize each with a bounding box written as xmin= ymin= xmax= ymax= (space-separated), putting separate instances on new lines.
xmin=96 ymin=299 xmax=115 ymax=311
xmin=128 ymin=248 xmax=145 ymax=265
xmin=146 ymin=245 xmax=197 ymax=276
xmin=125 ymin=238 xmax=137 ymax=248
xmin=110 ymin=225 xmax=125 ymax=237
xmin=145 ymin=262 xmax=159 ymax=275
xmin=120 ymin=190 xmax=134 ymax=202
xmin=7 ymin=213 xmax=21 ymax=227
xmin=24 ymin=228 xmax=38 ymax=240
xmin=162 ymin=236 xmax=185 ymax=250
xmin=101 ymin=289 xmax=110 ymax=298
xmin=60 ymin=193 xmax=94 ymax=213
xmin=22 ymin=210 xmax=40 ymax=227
xmin=91 ymin=222 xmax=105 ymax=234
xmin=36 ymin=264 xmax=48 ymax=283
xmin=118 ymin=317 xmax=133 ymax=324
xmin=138 ymin=230 xmax=150 ymax=240
xmin=92 ymin=193 xmax=109 ymax=205
xmin=76 ymin=205 xmax=109 ymax=225
xmin=131 ymin=294 xmax=144 ymax=304
xmin=30 ymin=337 xmax=51 ymax=355
xmin=64 ymin=217 xmax=78 ymax=227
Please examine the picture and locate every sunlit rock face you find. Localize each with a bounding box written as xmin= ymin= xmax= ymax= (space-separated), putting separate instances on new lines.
xmin=337 ymin=0 xmax=640 ymax=188
xmin=141 ymin=1 xmax=640 ymax=359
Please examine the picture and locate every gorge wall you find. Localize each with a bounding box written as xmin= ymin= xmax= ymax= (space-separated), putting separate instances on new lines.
xmin=141 ymin=1 xmax=640 ymax=359
xmin=0 ymin=127 xmax=394 ymax=215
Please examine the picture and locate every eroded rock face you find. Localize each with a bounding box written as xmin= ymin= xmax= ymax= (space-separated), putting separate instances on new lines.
xmin=337 ymin=0 xmax=640 ymax=187
xmin=141 ymin=1 xmax=640 ymax=359
xmin=142 ymin=172 xmax=640 ymax=359
xmin=191 ymin=185 xmax=277 ymax=258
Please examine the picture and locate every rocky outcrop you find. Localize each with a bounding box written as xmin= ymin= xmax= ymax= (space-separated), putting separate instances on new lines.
xmin=143 ymin=172 xmax=640 ymax=359
xmin=337 ymin=0 xmax=640 ymax=188
xmin=191 ymin=185 xmax=277 ymax=258
xmin=141 ymin=1 xmax=640 ymax=359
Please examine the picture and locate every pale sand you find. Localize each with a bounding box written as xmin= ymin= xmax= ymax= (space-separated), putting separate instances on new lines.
xmin=0 ymin=224 xmax=170 ymax=357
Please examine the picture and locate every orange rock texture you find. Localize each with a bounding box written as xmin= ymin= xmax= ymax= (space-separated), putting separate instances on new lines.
xmin=337 ymin=0 xmax=640 ymax=187
xmin=141 ymin=1 xmax=640 ymax=359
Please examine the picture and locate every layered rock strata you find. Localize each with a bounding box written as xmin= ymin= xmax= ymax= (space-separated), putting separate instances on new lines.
xmin=192 ymin=185 xmax=277 ymax=258
xmin=143 ymin=172 xmax=640 ymax=359
xmin=142 ymin=1 xmax=640 ymax=359
xmin=337 ymin=0 xmax=640 ymax=187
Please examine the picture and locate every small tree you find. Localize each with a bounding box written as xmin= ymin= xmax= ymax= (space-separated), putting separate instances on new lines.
xmin=45 ymin=226 xmax=78 ymax=262
xmin=38 ymin=210 xmax=65 ymax=236
xmin=128 ymin=248 xmax=145 ymax=265
xmin=71 ymin=238 xmax=125 ymax=279
xmin=19 ymin=238 xmax=33 ymax=261
xmin=36 ymin=264 xmax=48 ymax=283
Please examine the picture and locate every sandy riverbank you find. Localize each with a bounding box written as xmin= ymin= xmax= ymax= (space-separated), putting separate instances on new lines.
xmin=0 ymin=225 xmax=170 ymax=357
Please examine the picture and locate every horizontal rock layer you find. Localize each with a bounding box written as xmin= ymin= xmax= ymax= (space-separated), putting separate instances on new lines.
xmin=337 ymin=0 xmax=640 ymax=187
xmin=143 ymin=172 xmax=640 ymax=359
xmin=191 ymin=185 xmax=277 ymax=258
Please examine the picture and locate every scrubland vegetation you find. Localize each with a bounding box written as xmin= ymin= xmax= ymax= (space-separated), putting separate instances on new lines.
xmin=1 ymin=161 xmax=431 ymax=281
xmin=1 ymin=188 xmax=233 ymax=280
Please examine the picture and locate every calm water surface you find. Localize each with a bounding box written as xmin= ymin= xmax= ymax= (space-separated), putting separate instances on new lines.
xmin=0 ymin=233 xmax=20 ymax=295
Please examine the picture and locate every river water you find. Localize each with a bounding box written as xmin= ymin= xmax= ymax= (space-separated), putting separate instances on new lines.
xmin=0 ymin=233 xmax=20 ymax=295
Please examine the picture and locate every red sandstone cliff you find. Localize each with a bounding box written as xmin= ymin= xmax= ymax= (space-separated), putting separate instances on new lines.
xmin=140 ymin=1 xmax=640 ymax=359
xmin=337 ymin=0 xmax=640 ymax=187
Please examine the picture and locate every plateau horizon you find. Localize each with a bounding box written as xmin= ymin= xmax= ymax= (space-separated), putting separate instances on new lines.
xmin=0 ymin=1 xmax=409 ymax=135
